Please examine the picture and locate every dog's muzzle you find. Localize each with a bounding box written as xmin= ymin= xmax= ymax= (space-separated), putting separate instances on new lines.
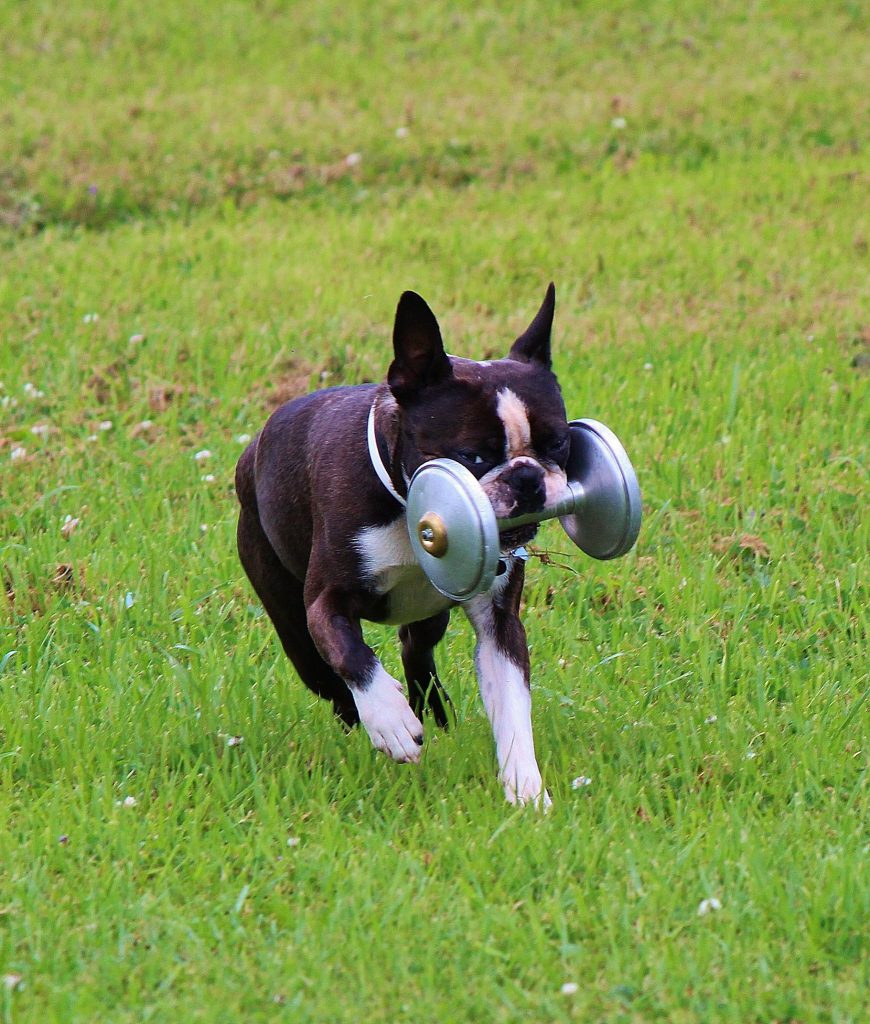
xmin=501 ymin=460 xmax=547 ymax=517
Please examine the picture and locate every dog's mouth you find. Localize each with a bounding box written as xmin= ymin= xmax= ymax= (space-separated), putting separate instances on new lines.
xmin=499 ymin=523 xmax=538 ymax=553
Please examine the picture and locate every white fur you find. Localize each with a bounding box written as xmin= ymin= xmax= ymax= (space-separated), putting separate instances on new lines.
xmin=496 ymin=388 xmax=531 ymax=458
xmin=355 ymin=520 xmax=452 ymax=625
xmin=353 ymin=663 xmax=424 ymax=763
xmin=356 ymin=517 xmax=416 ymax=573
xmin=464 ymin=596 xmax=550 ymax=807
xmin=542 ymin=464 xmax=569 ymax=506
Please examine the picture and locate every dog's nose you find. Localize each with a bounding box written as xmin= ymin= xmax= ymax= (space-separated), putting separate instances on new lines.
xmin=507 ymin=462 xmax=546 ymax=513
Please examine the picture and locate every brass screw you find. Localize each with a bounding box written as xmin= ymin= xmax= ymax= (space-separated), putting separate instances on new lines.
xmin=418 ymin=512 xmax=448 ymax=557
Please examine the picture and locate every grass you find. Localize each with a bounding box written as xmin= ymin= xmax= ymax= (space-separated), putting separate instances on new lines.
xmin=1 ymin=1 xmax=867 ymax=1020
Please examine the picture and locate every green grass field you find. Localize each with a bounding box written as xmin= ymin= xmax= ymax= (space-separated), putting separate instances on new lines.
xmin=1 ymin=1 xmax=867 ymax=1020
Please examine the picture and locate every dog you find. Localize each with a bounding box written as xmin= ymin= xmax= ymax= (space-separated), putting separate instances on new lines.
xmin=235 ymin=284 xmax=570 ymax=805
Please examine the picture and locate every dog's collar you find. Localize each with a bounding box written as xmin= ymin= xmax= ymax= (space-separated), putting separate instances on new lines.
xmin=367 ymin=402 xmax=407 ymax=507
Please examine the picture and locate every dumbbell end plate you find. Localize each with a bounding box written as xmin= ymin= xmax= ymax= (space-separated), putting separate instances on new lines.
xmin=560 ymin=419 xmax=642 ymax=559
xmin=406 ymin=458 xmax=500 ymax=601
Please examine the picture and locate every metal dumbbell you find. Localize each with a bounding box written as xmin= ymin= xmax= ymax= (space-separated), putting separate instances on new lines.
xmin=406 ymin=418 xmax=642 ymax=601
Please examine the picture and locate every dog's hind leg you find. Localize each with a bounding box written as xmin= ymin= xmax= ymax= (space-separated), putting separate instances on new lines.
xmin=399 ymin=612 xmax=452 ymax=728
xmin=237 ymin=506 xmax=359 ymax=727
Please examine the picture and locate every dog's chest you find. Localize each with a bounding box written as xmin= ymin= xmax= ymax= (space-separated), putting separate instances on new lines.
xmin=355 ymin=519 xmax=453 ymax=625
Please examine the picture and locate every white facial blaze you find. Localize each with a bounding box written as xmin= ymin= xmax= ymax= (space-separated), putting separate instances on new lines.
xmin=496 ymin=388 xmax=531 ymax=459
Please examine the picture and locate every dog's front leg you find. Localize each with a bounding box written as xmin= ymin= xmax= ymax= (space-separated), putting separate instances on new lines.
xmin=463 ymin=565 xmax=550 ymax=807
xmin=306 ymin=589 xmax=424 ymax=764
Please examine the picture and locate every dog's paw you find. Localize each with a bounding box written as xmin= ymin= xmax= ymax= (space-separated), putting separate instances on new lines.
xmin=353 ymin=667 xmax=424 ymax=764
xmin=502 ymin=769 xmax=552 ymax=810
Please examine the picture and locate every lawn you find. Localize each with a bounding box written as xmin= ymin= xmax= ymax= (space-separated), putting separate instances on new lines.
xmin=1 ymin=1 xmax=867 ymax=1021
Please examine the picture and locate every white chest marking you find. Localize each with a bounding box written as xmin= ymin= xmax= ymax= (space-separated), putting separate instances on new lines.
xmin=496 ymin=388 xmax=531 ymax=458
xmin=355 ymin=519 xmax=452 ymax=624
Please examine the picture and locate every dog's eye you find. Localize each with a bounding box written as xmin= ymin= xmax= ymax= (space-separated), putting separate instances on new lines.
xmin=547 ymin=436 xmax=570 ymax=463
xmin=455 ymin=451 xmax=491 ymax=472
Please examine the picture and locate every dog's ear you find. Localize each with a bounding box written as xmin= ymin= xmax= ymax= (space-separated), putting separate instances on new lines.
xmin=388 ymin=291 xmax=452 ymax=402
xmin=509 ymin=282 xmax=555 ymax=369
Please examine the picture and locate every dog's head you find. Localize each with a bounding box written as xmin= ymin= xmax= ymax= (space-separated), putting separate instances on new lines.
xmin=387 ymin=284 xmax=570 ymax=550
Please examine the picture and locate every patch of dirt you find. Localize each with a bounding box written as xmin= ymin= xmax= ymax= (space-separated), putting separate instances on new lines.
xmin=51 ymin=563 xmax=76 ymax=592
xmin=147 ymin=383 xmax=184 ymax=412
xmin=267 ymin=356 xmax=319 ymax=409
xmin=713 ymin=532 xmax=770 ymax=560
xmin=3 ymin=563 xmax=87 ymax=621
xmin=87 ymin=357 xmax=131 ymax=404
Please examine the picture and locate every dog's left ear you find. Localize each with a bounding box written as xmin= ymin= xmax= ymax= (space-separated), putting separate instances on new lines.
xmin=509 ymin=282 xmax=555 ymax=370
xmin=388 ymin=291 xmax=452 ymax=403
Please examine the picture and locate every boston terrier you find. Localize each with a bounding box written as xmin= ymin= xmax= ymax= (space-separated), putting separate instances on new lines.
xmin=235 ymin=284 xmax=569 ymax=805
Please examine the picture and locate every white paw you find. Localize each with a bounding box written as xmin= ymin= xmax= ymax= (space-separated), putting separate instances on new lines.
xmin=353 ymin=667 xmax=424 ymax=764
xmin=502 ymin=768 xmax=552 ymax=810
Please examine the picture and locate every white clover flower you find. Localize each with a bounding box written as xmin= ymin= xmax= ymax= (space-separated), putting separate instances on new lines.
xmin=286 ymin=836 xmax=300 ymax=847
xmin=129 ymin=333 xmax=145 ymax=344
xmin=2 ymin=973 xmax=23 ymax=991
xmin=395 ymin=126 xmax=409 ymax=139
xmin=571 ymin=775 xmax=592 ymax=789
xmin=235 ymin=433 xmax=251 ymax=444
xmin=10 ymin=446 xmax=27 ymax=462
xmin=115 ymin=795 xmax=137 ymax=808
xmin=98 ymin=420 xmax=113 ymax=432
xmin=560 ymin=982 xmax=579 ymax=995
xmin=705 ymin=714 xmax=718 ymax=724
xmin=194 ymin=449 xmax=212 ymax=462
xmin=82 ymin=312 xmax=100 ymax=324
xmin=697 ymin=897 xmax=722 ymax=916
xmin=611 ymin=116 xmax=627 ymax=129
xmin=227 ymin=735 xmax=243 ymax=747
xmin=30 ymin=423 xmax=50 ymax=439
xmin=201 ymin=473 xmax=216 ymax=483
xmin=345 ymin=152 xmax=362 ymax=167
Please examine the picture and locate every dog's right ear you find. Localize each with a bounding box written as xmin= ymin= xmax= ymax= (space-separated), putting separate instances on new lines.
xmin=388 ymin=291 xmax=452 ymax=403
